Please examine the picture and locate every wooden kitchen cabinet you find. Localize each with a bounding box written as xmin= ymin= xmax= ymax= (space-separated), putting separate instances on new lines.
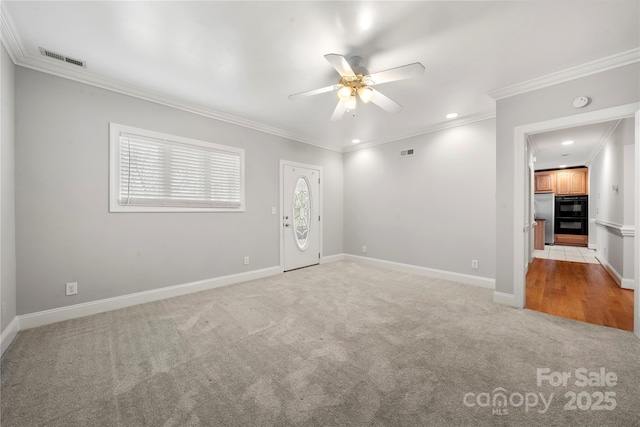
xmin=556 ymin=168 xmax=588 ymax=195
xmin=534 ymin=168 xmax=588 ymax=195
xmin=534 ymin=219 xmax=545 ymax=250
xmin=534 ymin=172 xmax=555 ymax=193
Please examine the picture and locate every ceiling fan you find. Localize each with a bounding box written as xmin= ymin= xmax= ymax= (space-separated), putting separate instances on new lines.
xmin=289 ymin=54 xmax=425 ymax=121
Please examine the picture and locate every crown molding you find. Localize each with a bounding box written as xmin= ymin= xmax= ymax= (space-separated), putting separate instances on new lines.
xmin=0 ymin=4 xmax=344 ymax=153
xmin=3 ymin=1 xmax=634 ymax=154
xmin=488 ymin=48 xmax=640 ymax=100
xmin=343 ymin=112 xmax=496 ymax=153
xmin=18 ymin=54 xmax=345 ymax=153
xmin=0 ymin=2 xmax=25 ymax=63
xmin=0 ymin=3 xmax=496 ymax=155
xmin=584 ymin=119 xmax=621 ymax=168
xmin=9 ymin=39 xmax=494 ymax=155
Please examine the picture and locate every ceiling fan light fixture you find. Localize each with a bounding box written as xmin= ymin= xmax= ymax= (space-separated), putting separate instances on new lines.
xmin=289 ymin=53 xmax=425 ymax=121
xmin=345 ymin=95 xmax=357 ymax=111
xmin=358 ymin=86 xmax=374 ymax=103
xmin=338 ymin=85 xmax=352 ymax=100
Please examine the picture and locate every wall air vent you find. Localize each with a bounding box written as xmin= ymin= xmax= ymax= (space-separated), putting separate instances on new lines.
xmin=400 ymin=149 xmax=415 ymax=157
xmin=39 ymin=47 xmax=87 ymax=68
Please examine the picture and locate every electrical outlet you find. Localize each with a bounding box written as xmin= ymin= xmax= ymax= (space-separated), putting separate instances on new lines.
xmin=471 ymin=260 xmax=479 ymax=269
xmin=271 ymin=207 xmax=276 ymax=215
xmin=362 ymin=246 xmax=367 ymax=253
xmin=65 ymin=282 xmax=78 ymax=296
xmin=243 ymin=256 xmax=250 ymax=265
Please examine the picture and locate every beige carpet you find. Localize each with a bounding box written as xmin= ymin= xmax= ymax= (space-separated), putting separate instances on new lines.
xmin=2 ymin=260 xmax=639 ymax=426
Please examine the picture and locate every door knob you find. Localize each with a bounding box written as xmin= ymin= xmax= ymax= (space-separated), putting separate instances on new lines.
xmin=284 ymin=223 xmax=291 ymax=228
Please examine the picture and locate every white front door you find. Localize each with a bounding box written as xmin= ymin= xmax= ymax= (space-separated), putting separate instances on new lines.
xmin=282 ymin=163 xmax=320 ymax=271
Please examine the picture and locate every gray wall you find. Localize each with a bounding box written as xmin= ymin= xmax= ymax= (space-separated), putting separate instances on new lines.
xmin=496 ymin=63 xmax=640 ymax=296
xmin=1 ymin=45 xmax=17 ymax=334
xmin=590 ymin=117 xmax=635 ymax=279
xmin=343 ymin=119 xmax=496 ymax=280
xmin=15 ymin=68 xmax=343 ymax=315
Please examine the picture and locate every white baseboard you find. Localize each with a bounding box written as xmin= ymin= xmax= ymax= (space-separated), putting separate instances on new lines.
xmin=596 ymin=255 xmax=633 ymax=289
xmin=588 ymin=243 xmax=598 ymax=250
xmin=493 ymin=291 xmax=518 ymax=307
xmin=621 ymin=278 xmax=635 ymax=291
xmin=320 ymin=253 xmax=345 ymax=264
xmin=344 ymin=254 xmax=495 ymax=289
xmin=1 ymin=316 xmax=20 ymax=355
xmin=18 ymin=266 xmax=281 ymax=330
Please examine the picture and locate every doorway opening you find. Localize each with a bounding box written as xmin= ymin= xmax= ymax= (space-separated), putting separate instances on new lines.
xmin=526 ymin=119 xmax=635 ymax=330
xmin=512 ymin=103 xmax=640 ymax=337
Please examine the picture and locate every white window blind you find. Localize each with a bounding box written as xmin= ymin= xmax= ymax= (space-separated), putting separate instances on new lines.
xmin=110 ymin=124 xmax=244 ymax=212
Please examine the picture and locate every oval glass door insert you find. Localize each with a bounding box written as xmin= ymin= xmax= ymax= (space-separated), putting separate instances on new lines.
xmin=293 ymin=177 xmax=311 ymax=250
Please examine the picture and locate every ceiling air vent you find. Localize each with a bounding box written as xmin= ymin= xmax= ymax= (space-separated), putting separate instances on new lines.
xmin=39 ymin=47 xmax=87 ymax=68
xmin=400 ymin=149 xmax=415 ymax=157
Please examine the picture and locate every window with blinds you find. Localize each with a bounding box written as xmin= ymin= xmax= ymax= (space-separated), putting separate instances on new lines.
xmin=109 ymin=123 xmax=244 ymax=212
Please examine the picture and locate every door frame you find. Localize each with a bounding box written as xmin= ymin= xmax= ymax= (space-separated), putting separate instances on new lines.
xmin=512 ymin=102 xmax=640 ymax=338
xmin=279 ymin=160 xmax=323 ymax=272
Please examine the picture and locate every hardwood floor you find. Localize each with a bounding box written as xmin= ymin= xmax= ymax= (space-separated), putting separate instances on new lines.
xmin=526 ymin=258 xmax=634 ymax=331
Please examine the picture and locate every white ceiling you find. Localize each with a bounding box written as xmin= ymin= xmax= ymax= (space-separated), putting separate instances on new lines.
xmin=2 ymin=1 xmax=639 ymax=152
xmin=529 ymin=120 xmax=621 ymax=171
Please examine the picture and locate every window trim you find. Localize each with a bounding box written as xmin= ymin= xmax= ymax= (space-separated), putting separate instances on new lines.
xmin=109 ymin=123 xmax=245 ymax=213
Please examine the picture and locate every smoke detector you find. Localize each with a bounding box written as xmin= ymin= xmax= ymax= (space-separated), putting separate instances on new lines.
xmin=572 ymin=96 xmax=590 ymax=108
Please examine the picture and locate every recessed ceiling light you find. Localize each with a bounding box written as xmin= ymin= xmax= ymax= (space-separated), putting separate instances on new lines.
xmin=358 ymin=10 xmax=373 ymax=30
xmin=352 ymin=139 xmax=361 ymax=144
xmin=561 ymin=140 xmax=574 ymax=145
xmin=559 ymin=164 xmax=568 ymax=168
xmin=446 ymin=113 xmax=458 ymax=119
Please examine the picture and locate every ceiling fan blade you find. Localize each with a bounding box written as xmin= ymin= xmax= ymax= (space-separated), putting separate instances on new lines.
xmin=289 ymin=85 xmax=339 ymax=100
xmin=330 ymin=98 xmax=348 ymax=121
xmin=365 ymin=62 xmax=425 ymax=85
xmin=369 ymin=88 xmax=403 ymax=113
xmin=324 ymin=53 xmax=356 ymax=77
